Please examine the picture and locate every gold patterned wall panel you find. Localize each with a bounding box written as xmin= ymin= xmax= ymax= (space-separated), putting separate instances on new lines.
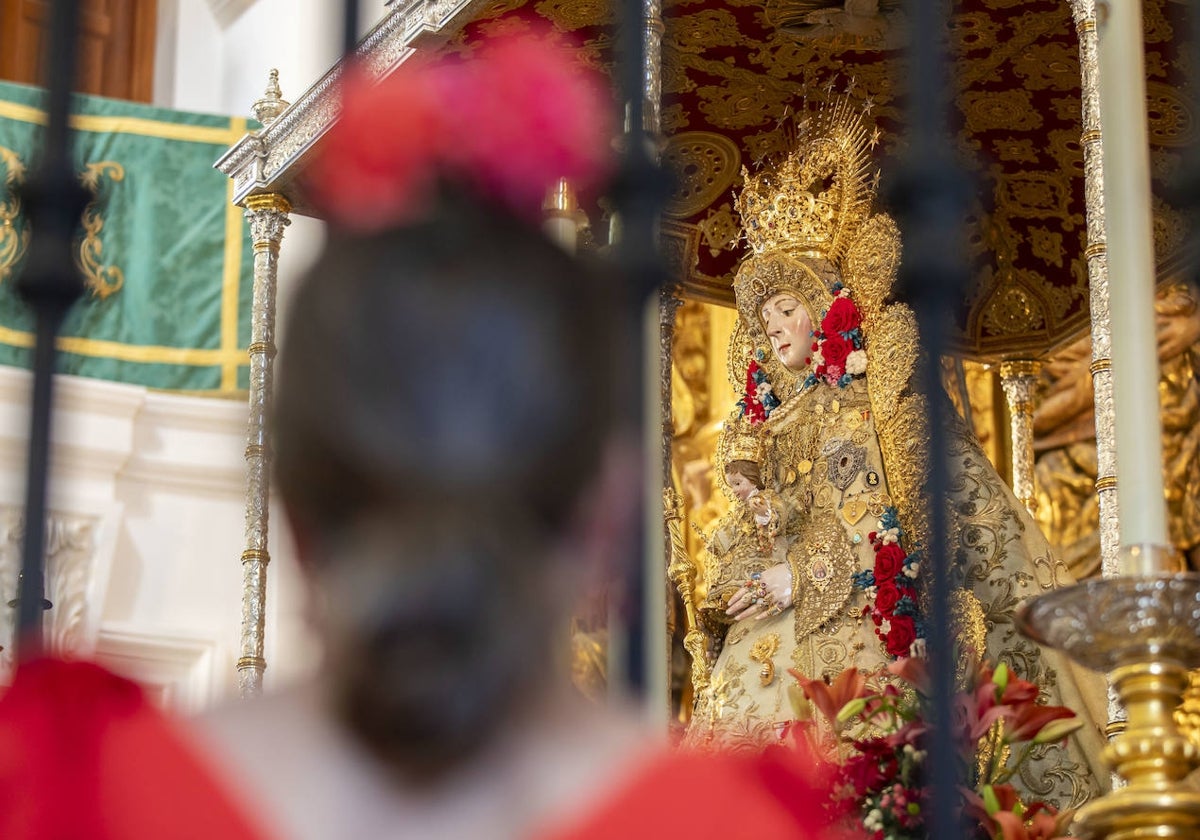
xmin=445 ymin=0 xmax=1191 ymax=359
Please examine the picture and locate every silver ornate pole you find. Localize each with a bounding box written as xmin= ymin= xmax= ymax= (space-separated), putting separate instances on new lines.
xmin=642 ymin=0 xmax=664 ymax=140
xmin=640 ymin=0 xmax=675 ymax=715
xmin=999 ymin=359 xmax=1042 ymax=517
xmin=237 ymin=192 xmax=290 ymax=698
xmin=1068 ymin=0 xmax=1122 ymax=582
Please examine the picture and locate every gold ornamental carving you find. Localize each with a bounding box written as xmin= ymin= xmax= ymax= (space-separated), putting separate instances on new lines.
xmin=77 ymin=161 xmax=126 ymax=300
xmin=1000 ymin=359 xmax=1042 ymax=517
xmin=1035 ymin=283 xmax=1200 ymax=577
xmin=735 ymin=97 xmax=877 ymax=264
xmin=983 ymin=282 xmax=1045 ymax=336
xmin=1144 ymin=80 xmax=1193 ymax=147
xmin=665 ymin=487 xmax=712 ymax=695
xmin=0 ymin=146 xmax=29 ymax=284
xmin=663 ymin=132 xmax=742 ymax=220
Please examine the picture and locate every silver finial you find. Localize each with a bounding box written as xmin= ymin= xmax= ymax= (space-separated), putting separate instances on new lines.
xmin=252 ymin=69 xmax=290 ymax=127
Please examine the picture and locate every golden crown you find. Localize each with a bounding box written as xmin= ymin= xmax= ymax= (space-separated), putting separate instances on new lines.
xmin=718 ymin=414 xmax=765 ymax=467
xmin=735 ymin=96 xmax=878 ymax=264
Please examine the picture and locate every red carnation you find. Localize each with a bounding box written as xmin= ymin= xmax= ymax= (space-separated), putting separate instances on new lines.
xmin=820 ymin=332 xmax=852 ymax=372
xmin=742 ymin=360 xmax=768 ymax=424
xmin=886 ymin=615 xmax=917 ymax=657
xmin=875 ymin=580 xmax=901 ymax=614
xmin=874 ymin=543 xmax=906 ymax=581
xmin=824 ymin=296 xmax=862 ymax=336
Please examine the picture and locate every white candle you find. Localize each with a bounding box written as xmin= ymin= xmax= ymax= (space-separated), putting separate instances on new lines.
xmin=1095 ymin=0 xmax=1171 ymax=571
xmin=542 ymin=178 xmax=580 ymax=253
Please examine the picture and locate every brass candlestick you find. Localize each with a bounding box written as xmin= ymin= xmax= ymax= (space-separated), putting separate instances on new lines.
xmin=1017 ymin=574 xmax=1200 ymax=840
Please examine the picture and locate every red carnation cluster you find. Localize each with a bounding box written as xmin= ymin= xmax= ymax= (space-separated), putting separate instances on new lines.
xmin=810 ymin=286 xmax=867 ymax=388
xmin=867 ymin=531 xmax=918 ymax=658
xmin=309 ymin=34 xmax=614 ymax=231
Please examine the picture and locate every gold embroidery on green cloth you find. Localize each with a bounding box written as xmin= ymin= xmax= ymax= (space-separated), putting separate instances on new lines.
xmin=77 ymin=161 xmax=125 ymax=300
xmin=0 ymin=146 xmax=28 ymax=283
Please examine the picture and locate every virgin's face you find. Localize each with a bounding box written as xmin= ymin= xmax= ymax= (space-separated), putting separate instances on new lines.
xmin=761 ymin=292 xmax=813 ymax=371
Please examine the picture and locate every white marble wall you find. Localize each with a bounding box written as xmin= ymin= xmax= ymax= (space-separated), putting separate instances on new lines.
xmin=0 ymin=364 xmax=318 ymax=707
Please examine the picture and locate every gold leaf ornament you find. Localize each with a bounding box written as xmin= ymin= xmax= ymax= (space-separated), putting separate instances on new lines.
xmin=0 ymin=146 xmax=30 ymax=284
xmin=76 ymin=161 xmax=126 ymax=300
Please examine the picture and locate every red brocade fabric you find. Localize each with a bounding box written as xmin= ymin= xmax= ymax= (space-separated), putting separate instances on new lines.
xmin=544 ymin=747 xmax=859 ymax=840
xmin=0 ymin=659 xmax=268 ymax=840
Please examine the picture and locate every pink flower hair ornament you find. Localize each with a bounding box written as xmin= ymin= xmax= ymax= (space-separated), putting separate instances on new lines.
xmin=307 ymin=35 xmax=615 ymax=232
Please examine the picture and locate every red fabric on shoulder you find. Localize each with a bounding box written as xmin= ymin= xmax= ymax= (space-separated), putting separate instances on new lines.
xmin=0 ymin=658 xmax=271 ymax=840
xmin=543 ymin=746 xmax=865 ymax=840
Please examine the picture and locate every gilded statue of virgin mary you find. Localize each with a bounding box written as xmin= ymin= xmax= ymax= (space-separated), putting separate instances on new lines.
xmin=680 ymin=97 xmax=1107 ymax=809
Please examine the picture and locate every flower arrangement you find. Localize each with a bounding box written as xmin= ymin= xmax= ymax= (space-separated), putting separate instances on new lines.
xmin=805 ymin=282 xmax=868 ymax=389
xmin=785 ymin=658 xmax=1083 ymax=840
xmin=851 ymin=507 xmax=925 ymax=659
xmin=738 ymin=351 xmax=781 ymax=423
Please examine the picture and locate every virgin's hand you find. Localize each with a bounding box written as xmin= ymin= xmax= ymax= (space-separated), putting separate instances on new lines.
xmin=726 ymin=563 xmax=794 ymax=622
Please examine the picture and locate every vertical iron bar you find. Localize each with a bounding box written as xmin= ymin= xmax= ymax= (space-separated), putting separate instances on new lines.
xmin=343 ymin=0 xmax=361 ymax=61
xmin=14 ymin=0 xmax=88 ymax=657
xmin=887 ymin=0 xmax=969 ymax=833
xmin=614 ymin=0 xmax=669 ymax=696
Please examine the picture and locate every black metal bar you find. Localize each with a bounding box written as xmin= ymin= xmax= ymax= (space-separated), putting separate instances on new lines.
xmin=613 ymin=0 xmax=670 ymax=696
xmin=13 ymin=0 xmax=88 ymax=658
xmin=343 ymin=0 xmax=360 ymax=61
xmin=886 ymin=0 xmax=969 ymax=834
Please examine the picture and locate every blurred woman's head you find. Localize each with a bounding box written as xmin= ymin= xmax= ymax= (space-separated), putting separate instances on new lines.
xmin=270 ymin=37 xmax=623 ymax=784
xmin=274 ymin=187 xmax=625 ymax=783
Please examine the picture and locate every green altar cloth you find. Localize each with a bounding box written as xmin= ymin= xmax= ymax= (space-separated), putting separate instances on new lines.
xmin=0 ymin=81 xmax=254 ymax=395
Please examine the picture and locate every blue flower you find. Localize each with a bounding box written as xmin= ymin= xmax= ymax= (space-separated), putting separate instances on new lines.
xmin=894 ymin=595 xmax=918 ymax=616
xmin=830 ymin=281 xmax=844 ymax=293
xmin=853 ymin=569 xmax=876 ymax=589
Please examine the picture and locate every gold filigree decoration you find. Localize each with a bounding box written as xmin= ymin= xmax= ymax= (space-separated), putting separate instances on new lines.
xmin=862 ymin=303 xmax=919 ymax=429
xmin=788 ymin=513 xmax=857 ymax=641
xmin=77 ymin=161 xmax=125 ymax=300
xmin=0 ymin=146 xmax=30 ymax=284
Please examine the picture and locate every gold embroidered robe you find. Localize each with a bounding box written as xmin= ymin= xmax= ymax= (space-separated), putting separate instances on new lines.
xmin=684 ymin=376 xmax=1108 ymax=810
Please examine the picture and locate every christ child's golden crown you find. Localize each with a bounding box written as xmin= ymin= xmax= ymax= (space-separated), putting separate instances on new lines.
xmin=720 ymin=415 xmax=765 ymax=466
xmin=735 ymin=96 xmax=878 ymax=265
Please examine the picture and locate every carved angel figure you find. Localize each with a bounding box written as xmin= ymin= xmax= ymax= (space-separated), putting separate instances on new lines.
xmin=680 ymin=98 xmax=1107 ymax=811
